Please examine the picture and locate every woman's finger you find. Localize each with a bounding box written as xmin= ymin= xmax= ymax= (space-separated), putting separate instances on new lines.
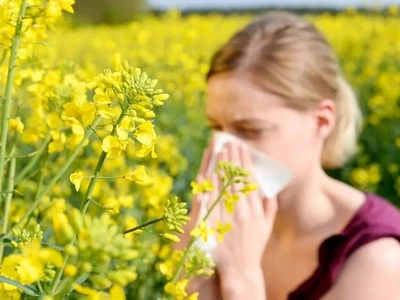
xmin=198 ymin=147 xmax=212 ymax=177
xmin=239 ymin=143 xmax=264 ymax=215
xmin=263 ymin=196 xmax=278 ymax=220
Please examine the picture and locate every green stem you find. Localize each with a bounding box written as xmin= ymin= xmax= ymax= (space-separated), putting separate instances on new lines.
xmin=0 ymin=0 xmax=28 ymax=204
xmin=14 ymin=132 xmax=51 ymax=185
xmin=50 ymin=111 xmax=126 ymax=296
xmin=49 ymin=251 xmax=71 ymax=297
xmin=171 ymin=180 xmax=231 ymax=283
xmin=0 ymin=118 xmax=102 ymax=242
xmin=0 ymin=153 xmax=16 ymax=263
xmin=96 ymin=175 xmax=124 ymax=180
xmin=124 ymin=217 xmax=164 ymax=234
xmin=78 ymin=151 xmax=107 ymax=215
xmin=22 ymin=156 xmax=48 ymax=227
xmin=79 ymin=110 xmax=126 ymax=214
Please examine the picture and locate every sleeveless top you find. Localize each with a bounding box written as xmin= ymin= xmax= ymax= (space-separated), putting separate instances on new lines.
xmin=288 ymin=193 xmax=400 ymax=300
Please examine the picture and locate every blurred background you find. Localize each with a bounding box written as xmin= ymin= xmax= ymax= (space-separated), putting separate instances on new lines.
xmin=71 ymin=0 xmax=400 ymax=24
xmin=54 ymin=0 xmax=400 ymax=208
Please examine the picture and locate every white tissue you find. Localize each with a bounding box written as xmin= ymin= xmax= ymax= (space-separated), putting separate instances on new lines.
xmin=193 ymin=132 xmax=292 ymax=255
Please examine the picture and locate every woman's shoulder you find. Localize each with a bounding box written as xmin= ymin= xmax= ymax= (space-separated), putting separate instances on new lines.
xmin=345 ymin=192 xmax=400 ymax=233
xmin=288 ymin=192 xmax=400 ymax=300
xmin=325 ymin=192 xmax=400 ymax=278
xmin=317 ymin=194 xmax=400 ymax=300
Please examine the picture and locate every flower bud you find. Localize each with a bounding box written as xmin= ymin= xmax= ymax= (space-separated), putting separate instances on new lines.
xmin=68 ymin=208 xmax=83 ymax=233
xmin=90 ymin=274 xmax=112 ymax=289
xmin=63 ymin=264 xmax=78 ymax=277
xmin=119 ymin=249 xmax=139 ymax=261
xmin=163 ymin=233 xmax=180 ymax=243
xmin=64 ymin=244 xmax=78 ymax=256
xmin=82 ymin=262 xmax=92 ymax=273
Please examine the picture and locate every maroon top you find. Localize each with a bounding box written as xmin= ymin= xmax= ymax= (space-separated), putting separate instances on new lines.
xmin=288 ymin=193 xmax=400 ymax=300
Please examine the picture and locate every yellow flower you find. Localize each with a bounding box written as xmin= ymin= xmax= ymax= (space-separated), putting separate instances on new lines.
xmin=119 ymin=116 xmax=135 ymax=132
xmin=190 ymin=220 xmax=215 ymax=242
xmin=69 ymin=171 xmax=84 ymax=191
xmin=46 ymin=113 xmax=61 ymax=129
xmin=110 ymin=285 xmax=126 ymax=300
xmin=96 ymin=104 xmax=116 ymax=119
xmin=0 ymin=240 xmax=63 ymax=285
xmin=215 ymin=221 xmax=232 ymax=242
xmin=164 ymin=279 xmax=189 ymax=300
xmin=187 ymin=292 xmax=200 ymax=300
xmin=240 ymin=183 xmax=258 ymax=194
xmin=93 ymin=88 xmax=112 ymax=105
xmin=124 ymin=166 xmax=151 ymax=185
xmin=52 ymin=211 xmax=75 ymax=245
xmin=48 ymin=131 xmax=66 ymax=154
xmin=134 ymin=121 xmax=158 ymax=158
xmin=9 ymin=117 xmax=24 ymax=135
xmin=158 ymin=250 xmax=183 ymax=280
xmin=0 ymin=284 xmax=20 ymax=300
xmin=46 ymin=0 xmax=75 ymax=17
xmin=63 ymin=96 xmax=96 ymax=126
xmin=190 ymin=179 xmax=214 ymax=194
xmin=63 ymin=264 xmax=77 ymax=277
xmin=224 ymin=193 xmax=240 ymax=214
xmin=102 ymin=135 xmax=128 ymax=158
xmin=103 ymin=197 xmax=120 ymax=214
xmin=117 ymin=195 xmax=134 ymax=209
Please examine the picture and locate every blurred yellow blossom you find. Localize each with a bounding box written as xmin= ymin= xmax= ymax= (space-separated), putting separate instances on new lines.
xmin=64 ymin=96 xmax=96 ymax=126
xmin=124 ymin=165 xmax=151 ymax=185
xmin=134 ymin=121 xmax=158 ymax=158
xmin=190 ymin=179 xmax=214 ymax=194
xmin=9 ymin=117 xmax=24 ymax=135
xmin=0 ymin=240 xmax=63 ymax=285
xmin=63 ymin=264 xmax=78 ymax=277
xmin=69 ymin=171 xmax=84 ymax=191
xmin=190 ymin=220 xmax=215 ymax=242
xmin=110 ymin=285 xmax=126 ymax=300
xmin=102 ymin=135 xmax=128 ymax=158
xmin=215 ymin=221 xmax=232 ymax=242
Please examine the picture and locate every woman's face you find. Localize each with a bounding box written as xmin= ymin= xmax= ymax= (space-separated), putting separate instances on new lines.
xmin=206 ymin=73 xmax=334 ymax=183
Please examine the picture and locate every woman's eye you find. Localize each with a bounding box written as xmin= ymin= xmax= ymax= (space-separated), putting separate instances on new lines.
xmin=238 ymin=128 xmax=265 ymax=138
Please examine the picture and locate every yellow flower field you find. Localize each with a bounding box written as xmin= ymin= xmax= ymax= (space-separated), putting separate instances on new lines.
xmin=45 ymin=8 xmax=400 ymax=201
xmin=0 ymin=1 xmax=399 ymax=299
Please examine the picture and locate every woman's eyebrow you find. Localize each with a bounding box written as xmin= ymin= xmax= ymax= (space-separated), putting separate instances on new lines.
xmin=206 ymin=115 xmax=219 ymax=123
xmin=206 ymin=115 xmax=276 ymax=127
xmin=232 ymin=118 xmax=275 ymax=127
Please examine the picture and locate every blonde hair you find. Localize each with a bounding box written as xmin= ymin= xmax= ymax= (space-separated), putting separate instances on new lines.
xmin=207 ymin=11 xmax=363 ymax=168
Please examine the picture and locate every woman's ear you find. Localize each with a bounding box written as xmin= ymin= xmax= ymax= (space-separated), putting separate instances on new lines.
xmin=315 ymin=99 xmax=336 ymax=139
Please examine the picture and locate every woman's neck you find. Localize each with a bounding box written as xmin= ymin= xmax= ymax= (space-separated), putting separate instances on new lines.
xmin=271 ymin=168 xmax=338 ymax=243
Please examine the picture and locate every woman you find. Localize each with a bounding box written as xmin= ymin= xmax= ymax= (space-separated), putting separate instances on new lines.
xmin=175 ymin=11 xmax=400 ymax=300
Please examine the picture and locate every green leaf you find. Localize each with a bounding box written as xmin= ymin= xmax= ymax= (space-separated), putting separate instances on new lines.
xmin=0 ymin=276 xmax=41 ymax=296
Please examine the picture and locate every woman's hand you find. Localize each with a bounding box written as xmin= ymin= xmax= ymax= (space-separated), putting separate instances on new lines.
xmin=173 ymin=138 xmax=222 ymax=300
xmin=207 ymin=141 xmax=278 ymax=299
